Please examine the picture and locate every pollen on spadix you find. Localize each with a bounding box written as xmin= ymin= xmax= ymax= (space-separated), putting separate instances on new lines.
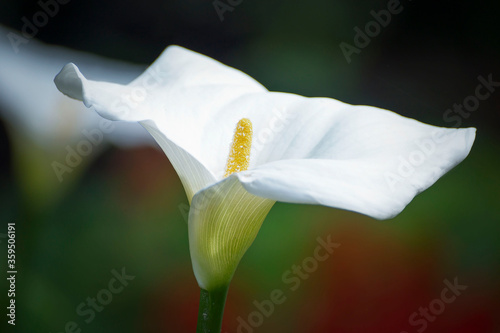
xmin=224 ymin=118 xmax=253 ymax=177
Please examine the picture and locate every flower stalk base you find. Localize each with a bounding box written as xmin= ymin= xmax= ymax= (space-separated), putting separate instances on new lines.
xmin=196 ymin=285 xmax=229 ymax=333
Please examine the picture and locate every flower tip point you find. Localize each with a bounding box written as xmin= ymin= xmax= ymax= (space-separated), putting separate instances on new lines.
xmin=54 ymin=63 xmax=84 ymax=101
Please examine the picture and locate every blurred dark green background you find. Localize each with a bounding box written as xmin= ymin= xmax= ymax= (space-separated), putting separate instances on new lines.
xmin=1 ymin=0 xmax=499 ymax=332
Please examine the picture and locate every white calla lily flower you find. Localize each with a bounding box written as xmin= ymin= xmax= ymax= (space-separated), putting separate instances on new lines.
xmin=54 ymin=45 xmax=475 ymax=290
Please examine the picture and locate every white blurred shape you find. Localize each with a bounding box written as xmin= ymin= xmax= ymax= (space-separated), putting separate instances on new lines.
xmin=0 ymin=25 xmax=153 ymax=148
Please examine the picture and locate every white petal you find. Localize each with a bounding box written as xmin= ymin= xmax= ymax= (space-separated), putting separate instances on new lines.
xmin=237 ymin=120 xmax=475 ymax=220
xmin=53 ymin=44 xmax=476 ymax=217
xmin=54 ymin=45 xmax=268 ymax=198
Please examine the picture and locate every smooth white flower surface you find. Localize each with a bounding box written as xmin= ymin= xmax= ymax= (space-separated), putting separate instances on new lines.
xmin=0 ymin=25 xmax=152 ymax=148
xmin=54 ymin=45 xmax=475 ymax=290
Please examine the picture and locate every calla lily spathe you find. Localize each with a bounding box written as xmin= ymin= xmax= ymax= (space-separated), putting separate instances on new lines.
xmin=54 ymin=45 xmax=475 ymax=290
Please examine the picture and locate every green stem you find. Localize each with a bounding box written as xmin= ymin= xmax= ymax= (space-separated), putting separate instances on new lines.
xmin=196 ymin=285 xmax=229 ymax=333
